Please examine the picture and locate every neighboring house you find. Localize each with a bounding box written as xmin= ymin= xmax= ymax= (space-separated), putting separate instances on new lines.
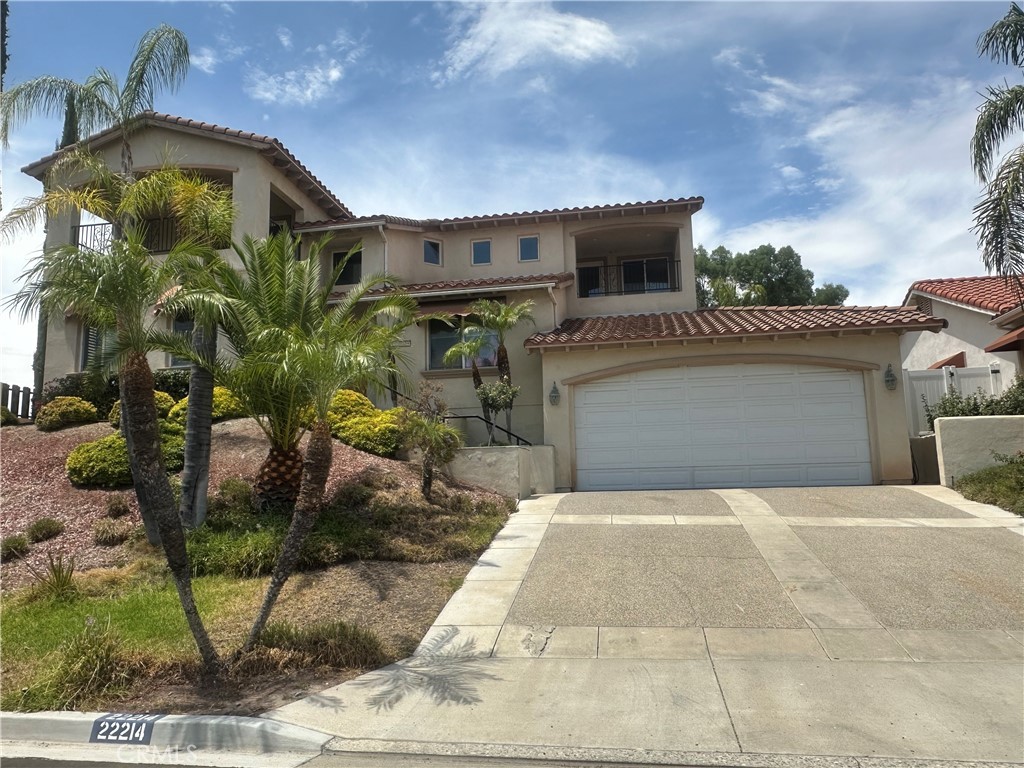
xmin=24 ymin=112 xmax=946 ymax=491
xmin=901 ymin=276 xmax=1024 ymax=384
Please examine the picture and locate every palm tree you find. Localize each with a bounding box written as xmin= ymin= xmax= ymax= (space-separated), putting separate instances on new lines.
xmin=972 ymin=3 xmax=1024 ymax=283
xmin=0 ymin=24 xmax=189 ymax=180
xmin=461 ymin=298 xmax=534 ymax=436
xmin=443 ymin=322 xmax=495 ymax=444
xmin=6 ymin=230 xmax=221 ymax=675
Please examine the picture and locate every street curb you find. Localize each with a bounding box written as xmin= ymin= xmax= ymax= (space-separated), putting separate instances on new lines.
xmin=0 ymin=711 xmax=333 ymax=754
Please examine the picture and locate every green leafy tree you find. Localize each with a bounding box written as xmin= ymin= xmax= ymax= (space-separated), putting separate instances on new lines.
xmin=401 ymin=382 xmax=463 ymax=501
xmin=6 ymin=230 xmax=221 ymax=675
xmin=972 ymin=2 xmax=1024 ymax=281
xmin=812 ymin=282 xmax=850 ymax=305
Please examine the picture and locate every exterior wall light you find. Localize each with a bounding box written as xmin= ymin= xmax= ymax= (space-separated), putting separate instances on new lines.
xmin=884 ymin=364 xmax=898 ymax=391
xmin=549 ymin=382 xmax=561 ymax=406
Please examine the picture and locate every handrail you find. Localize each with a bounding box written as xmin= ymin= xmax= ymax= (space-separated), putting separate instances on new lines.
xmin=378 ymin=383 xmax=532 ymax=446
xmin=442 ymin=414 xmax=532 ymax=446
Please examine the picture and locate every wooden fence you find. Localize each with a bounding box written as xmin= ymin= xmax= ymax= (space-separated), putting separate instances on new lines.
xmin=1 ymin=382 xmax=37 ymax=419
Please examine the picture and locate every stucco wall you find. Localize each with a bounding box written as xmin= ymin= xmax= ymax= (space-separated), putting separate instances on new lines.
xmin=535 ymin=333 xmax=915 ymax=491
xmin=446 ymin=445 xmax=555 ymax=499
xmin=934 ymin=415 xmax=1024 ymax=486
xmin=900 ymin=302 xmax=1019 ymax=379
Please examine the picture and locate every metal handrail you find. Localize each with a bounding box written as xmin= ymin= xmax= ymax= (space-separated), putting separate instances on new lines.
xmin=442 ymin=414 xmax=532 ymax=446
xmin=577 ymin=258 xmax=681 ymax=298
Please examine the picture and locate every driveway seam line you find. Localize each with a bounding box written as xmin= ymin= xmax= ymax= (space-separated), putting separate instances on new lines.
xmin=703 ymin=627 xmax=744 ymax=753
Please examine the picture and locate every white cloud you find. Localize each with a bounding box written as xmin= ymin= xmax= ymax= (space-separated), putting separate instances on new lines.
xmin=435 ymin=1 xmax=631 ymax=84
xmin=277 ymin=26 xmax=293 ymax=50
xmin=190 ymin=38 xmax=246 ymax=75
xmin=778 ymin=165 xmax=803 ymax=181
xmin=716 ymin=75 xmax=985 ymax=306
xmin=191 ymin=46 xmax=220 ymax=75
xmin=245 ymin=61 xmax=344 ymax=106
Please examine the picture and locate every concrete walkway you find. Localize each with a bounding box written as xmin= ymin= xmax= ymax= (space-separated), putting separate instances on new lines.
xmin=267 ymin=486 xmax=1024 ymax=766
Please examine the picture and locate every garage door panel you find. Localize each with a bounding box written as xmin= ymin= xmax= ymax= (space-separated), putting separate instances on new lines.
xmin=574 ymin=363 xmax=873 ymax=490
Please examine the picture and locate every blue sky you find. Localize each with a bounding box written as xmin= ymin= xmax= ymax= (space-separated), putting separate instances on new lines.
xmin=0 ymin=1 xmax=1013 ymax=384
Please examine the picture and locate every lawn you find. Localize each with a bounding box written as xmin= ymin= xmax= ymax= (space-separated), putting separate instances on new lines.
xmin=955 ymin=459 xmax=1024 ymax=516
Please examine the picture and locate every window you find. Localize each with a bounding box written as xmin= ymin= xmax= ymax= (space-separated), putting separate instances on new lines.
xmin=81 ymin=326 xmax=102 ymax=370
xmin=427 ymin=319 xmax=498 ymax=370
xmin=471 ymin=240 xmax=491 ymax=266
xmin=424 ymin=239 xmax=442 ymax=265
xmin=170 ymin=315 xmax=195 ymax=368
xmin=333 ymin=249 xmax=362 ymax=285
xmin=518 ymin=235 xmax=539 ymax=262
xmin=577 ymin=265 xmax=603 ymax=298
xmin=622 ymin=258 xmax=671 ymax=294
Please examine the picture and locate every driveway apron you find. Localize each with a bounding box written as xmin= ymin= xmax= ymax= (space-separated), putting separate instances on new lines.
xmin=267 ymin=486 xmax=1024 ymax=765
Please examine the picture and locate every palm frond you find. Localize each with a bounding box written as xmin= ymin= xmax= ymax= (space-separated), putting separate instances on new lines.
xmin=0 ymin=76 xmax=82 ymax=147
xmin=979 ymin=2 xmax=1024 ymax=67
xmin=972 ymin=84 xmax=1024 ymax=180
xmin=121 ymin=25 xmax=190 ymax=118
xmin=972 ymin=144 xmax=1024 ymax=278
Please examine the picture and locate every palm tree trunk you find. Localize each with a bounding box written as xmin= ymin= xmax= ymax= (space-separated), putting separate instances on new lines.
xmin=422 ymin=455 xmax=435 ymax=502
xmin=254 ymin=446 xmax=304 ymax=508
xmin=179 ymin=324 xmax=215 ymax=529
xmin=121 ymin=351 xmax=220 ymax=675
xmin=242 ymin=421 xmax=332 ymax=653
xmin=120 ymin=372 xmax=161 ymax=545
xmin=496 ymin=344 xmax=511 ymax=384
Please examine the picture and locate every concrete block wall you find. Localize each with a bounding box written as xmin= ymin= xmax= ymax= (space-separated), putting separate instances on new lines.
xmin=934 ymin=415 xmax=1024 ymax=486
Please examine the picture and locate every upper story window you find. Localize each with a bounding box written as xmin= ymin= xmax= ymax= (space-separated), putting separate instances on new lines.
xmin=427 ymin=319 xmax=498 ymax=370
xmin=472 ymin=240 xmax=491 ymax=266
xmin=81 ymin=325 xmax=102 ymax=371
xmin=518 ymin=235 xmax=539 ymax=262
xmin=333 ymin=249 xmax=362 ymax=285
xmin=424 ymin=239 xmax=442 ymax=265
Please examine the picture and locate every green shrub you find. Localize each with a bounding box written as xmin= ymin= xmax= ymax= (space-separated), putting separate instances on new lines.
xmin=67 ymin=423 xmax=184 ymax=488
xmin=41 ymin=372 xmax=119 ymax=417
xmin=107 ymin=391 xmax=175 ymax=427
xmin=1 ymin=534 xmax=29 ymax=562
xmin=187 ymin=524 xmax=284 ymax=577
xmin=332 ymin=410 xmax=404 ymax=457
xmin=1 ymin=405 xmax=18 ymax=426
xmin=258 ymin=620 xmax=388 ymax=668
xmin=26 ymin=517 xmax=65 ymax=543
xmin=328 ymin=389 xmax=376 ymax=422
xmin=168 ymin=386 xmax=245 ymax=425
xmin=24 ymin=553 xmax=78 ymax=602
xmin=152 ymin=368 xmax=191 ymax=401
xmin=105 ymin=494 xmax=131 ymax=519
xmin=955 ymin=450 xmax=1024 ymax=516
xmin=93 ymin=519 xmax=134 ymax=546
xmin=923 ymin=375 xmax=1024 ymax=429
xmin=35 ymin=397 xmax=99 ymax=432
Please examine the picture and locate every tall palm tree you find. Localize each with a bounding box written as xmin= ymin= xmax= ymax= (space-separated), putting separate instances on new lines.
xmin=443 ymin=321 xmax=495 ymax=444
xmin=972 ymin=3 xmax=1024 ymax=283
xmin=6 ymin=230 xmax=221 ymax=675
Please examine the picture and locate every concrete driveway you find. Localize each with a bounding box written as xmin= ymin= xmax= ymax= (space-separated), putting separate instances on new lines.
xmin=268 ymin=486 xmax=1024 ymax=766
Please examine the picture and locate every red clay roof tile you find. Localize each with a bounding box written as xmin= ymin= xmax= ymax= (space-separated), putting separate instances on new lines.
xmin=525 ymin=306 xmax=945 ymax=348
xmin=362 ymin=272 xmax=575 ymax=297
xmin=908 ymin=276 xmax=1024 ymax=315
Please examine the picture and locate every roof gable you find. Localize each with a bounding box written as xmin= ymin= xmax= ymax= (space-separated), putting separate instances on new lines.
xmin=906 ymin=276 xmax=1024 ymax=316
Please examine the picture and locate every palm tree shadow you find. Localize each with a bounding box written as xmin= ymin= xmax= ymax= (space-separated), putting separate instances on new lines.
xmin=353 ymin=627 xmax=501 ymax=711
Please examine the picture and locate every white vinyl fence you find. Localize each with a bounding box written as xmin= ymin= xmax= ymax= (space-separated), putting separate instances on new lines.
xmin=904 ymin=363 xmax=1008 ymax=436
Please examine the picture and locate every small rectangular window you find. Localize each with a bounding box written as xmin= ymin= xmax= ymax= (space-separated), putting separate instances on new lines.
xmin=424 ymin=239 xmax=442 ymax=265
xmin=333 ymin=249 xmax=362 ymax=285
xmin=170 ymin=315 xmax=195 ymax=368
xmin=81 ymin=326 xmax=101 ymax=370
xmin=471 ymin=240 xmax=491 ymax=266
xmin=519 ymin=235 xmax=539 ymax=262
xmin=427 ymin=318 xmax=498 ymax=370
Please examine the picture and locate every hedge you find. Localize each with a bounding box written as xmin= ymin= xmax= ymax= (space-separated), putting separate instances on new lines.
xmin=66 ymin=421 xmax=186 ymax=488
xmin=35 ymin=397 xmax=99 ymax=432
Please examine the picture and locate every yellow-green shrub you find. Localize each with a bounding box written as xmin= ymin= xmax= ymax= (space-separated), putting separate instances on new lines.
xmin=1 ymin=405 xmax=18 ymax=426
xmin=168 ymin=387 xmax=245 ymax=425
xmin=35 ymin=397 xmax=98 ymax=432
xmin=66 ymin=422 xmax=186 ymax=488
xmin=328 ymin=390 xmax=375 ymax=422
xmin=107 ymin=391 xmax=175 ymax=427
xmin=332 ymin=409 xmax=405 ymax=457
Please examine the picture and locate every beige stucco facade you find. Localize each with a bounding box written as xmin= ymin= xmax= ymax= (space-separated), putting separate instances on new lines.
xmin=900 ymin=300 xmax=1021 ymax=378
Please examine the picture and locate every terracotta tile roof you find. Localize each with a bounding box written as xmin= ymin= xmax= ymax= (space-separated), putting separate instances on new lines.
xmin=364 ymin=272 xmax=575 ymax=298
xmin=297 ymin=197 xmax=704 ymax=233
xmin=907 ymin=276 xmax=1024 ymax=315
xmin=525 ymin=306 xmax=946 ymax=348
xmin=22 ymin=111 xmax=352 ymax=220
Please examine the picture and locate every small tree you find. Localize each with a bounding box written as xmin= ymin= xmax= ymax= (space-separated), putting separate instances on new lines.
xmin=477 ymin=378 xmax=521 ymax=440
xmin=402 ymin=382 xmax=463 ymax=501
xmin=443 ymin=322 xmax=495 ymax=444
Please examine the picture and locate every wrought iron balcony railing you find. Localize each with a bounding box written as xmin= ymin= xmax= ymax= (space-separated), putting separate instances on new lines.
xmin=72 ymin=218 xmax=186 ymax=255
xmin=72 ymin=222 xmax=113 ymax=254
xmin=576 ymin=258 xmax=681 ymax=298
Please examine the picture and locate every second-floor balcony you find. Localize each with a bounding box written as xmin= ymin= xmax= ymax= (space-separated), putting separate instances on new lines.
xmin=72 ymin=218 xmax=208 ymax=255
xmin=576 ymin=258 xmax=681 ymax=298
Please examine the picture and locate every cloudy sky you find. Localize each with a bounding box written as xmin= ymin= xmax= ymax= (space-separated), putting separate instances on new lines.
xmin=0 ymin=1 xmax=1014 ymax=384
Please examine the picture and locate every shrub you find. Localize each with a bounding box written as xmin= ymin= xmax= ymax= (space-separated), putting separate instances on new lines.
xmin=35 ymin=397 xmax=98 ymax=432
xmin=1 ymin=534 xmax=29 ymax=562
xmin=258 ymin=620 xmax=388 ymax=668
xmin=41 ymin=372 xmax=119 ymax=416
xmin=24 ymin=553 xmax=77 ymax=602
xmin=332 ymin=410 xmax=404 ymax=457
xmin=26 ymin=517 xmax=65 ymax=543
xmin=168 ymin=386 xmax=245 ymax=425
xmin=1 ymin=405 xmax=18 ymax=426
xmin=105 ymin=494 xmax=131 ymax=519
xmin=93 ymin=519 xmax=134 ymax=546
xmin=107 ymin=391 xmax=175 ymax=427
xmin=923 ymin=375 xmax=1024 ymax=429
xmin=206 ymin=478 xmax=256 ymax=530
xmin=187 ymin=525 xmax=284 ymax=577
xmin=328 ymin=389 xmax=376 ymax=422
xmin=66 ymin=423 xmax=184 ymax=488
xmin=152 ymin=368 xmax=191 ymax=401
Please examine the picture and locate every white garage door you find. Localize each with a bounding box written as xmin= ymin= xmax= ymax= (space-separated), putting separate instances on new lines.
xmin=574 ymin=363 xmax=873 ymax=490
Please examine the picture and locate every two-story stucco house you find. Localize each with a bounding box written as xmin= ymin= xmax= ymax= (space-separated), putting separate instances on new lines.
xmin=25 ymin=112 xmax=946 ymax=492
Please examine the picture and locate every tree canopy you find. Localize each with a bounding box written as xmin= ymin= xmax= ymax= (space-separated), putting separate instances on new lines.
xmin=695 ymin=243 xmax=850 ymax=307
